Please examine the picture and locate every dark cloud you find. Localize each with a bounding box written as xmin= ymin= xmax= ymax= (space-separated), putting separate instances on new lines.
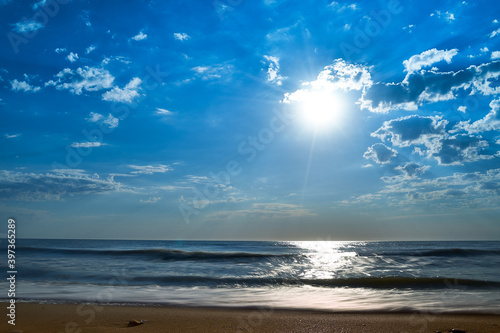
xmin=479 ymin=181 xmax=500 ymax=195
xmin=359 ymin=61 xmax=500 ymax=113
xmin=395 ymin=162 xmax=430 ymax=178
xmin=370 ymin=114 xmax=495 ymax=165
xmin=371 ymin=115 xmax=447 ymax=147
xmin=363 ymin=143 xmax=398 ymax=164
xmin=430 ymin=134 xmax=493 ymax=165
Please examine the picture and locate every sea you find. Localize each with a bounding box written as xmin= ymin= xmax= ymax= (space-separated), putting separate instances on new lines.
xmin=2 ymin=239 xmax=500 ymax=313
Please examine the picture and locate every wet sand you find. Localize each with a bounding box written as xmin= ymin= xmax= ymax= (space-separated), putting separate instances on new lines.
xmin=1 ymin=302 xmax=499 ymax=332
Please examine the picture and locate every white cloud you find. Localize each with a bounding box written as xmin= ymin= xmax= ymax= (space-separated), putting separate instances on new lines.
xmin=155 ymin=108 xmax=173 ymax=115
xmin=80 ymin=10 xmax=91 ymax=28
xmin=363 ymin=143 xmax=398 ymax=164
xmin=86 ymin=112 xmax=119 ymax=128
xmin=173 ymin=32 xmax=190 ymax=41
xmin=140 ymin=197 xmax=161 ymax=203
xmin=85 ymin=45 xmax=96 ymax=54
xmin=402 ymin=24 xmax=415 ymax=33
xmin=311 ymin=59 xmax=372 ymax=91
xmin=265 ymin=23 xmax=301 ymax=42
xmin=454 ymin=99 xmax=500 ymax=134
xmin=457 ymin=106 xmax=467 ymax=113
xmin=131 ymin=30 xmax=147 ymax=41
xmin=207 ymin=203 xmax=316 ymax=221
xmin=263 ymin=55 xmax=286 ymax=86
xmin=128 ymin=164 xmax=172 ymax=175
xmin=490 ymin=28 xmax=500 ymax=38
xmin=70 ymin=142 xmax=107 ymax=148
xmin=403 ymin=48 xmax=458 ymax=73
xmin=430 ymin=10 xmax=455 ymax=22
xmin=101 ymin=56 xmax=131 ymax=65
xmin=185 ymin=175 xmax=210 ymax=184
xmin=50 ymin=169 xmax=88 ymax=177
xmin=0 ymin=170 xmax=123 ymax=201
xmin=345 ymin=167 xmax=500 ymax=209
xmin=46 ymin=66 xmax=114 ymax=95
xmin=191 ymin=64 xmax=234 ymax=80
xmin=492 ymin=51 xmax=500 ymax=60
xmin=192 ymin=66 xmax=209 ymax=74
xmin=102 ymin=77 xmax=141 ymax=103
xmin=66 ymin=52 xmax=79 ymax=63
xmin=86 ymin=112 xmax=103 ymax=123
xmin=103 ymin=115 xmax=119 ymax=128
xmin=5 ymin=133 xmax=21 ymax=139
xmin=12 ymin=20 xmax=44 ymax=33
xmin=283 ymin=59 xmax=372 ymax=105
xmin=10 ymin=79 xmax=41 ymax=93
xmin=32 ymin=0 xmax=47 ymax=10
xmin=328 ymin=2 xmax=359 ymax=12
xmin=55 ymin=47 xmax=67 ymax=54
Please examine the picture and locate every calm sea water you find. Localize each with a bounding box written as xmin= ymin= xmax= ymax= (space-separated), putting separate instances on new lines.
xmin=2 ymin=240 xmax=500 ymax=313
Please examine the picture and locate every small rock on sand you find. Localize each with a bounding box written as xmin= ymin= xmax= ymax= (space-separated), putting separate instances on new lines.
xmin=128 ymin=319 xmax=146 ymax=327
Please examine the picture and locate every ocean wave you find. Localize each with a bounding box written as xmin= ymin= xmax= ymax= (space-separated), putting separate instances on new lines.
xmin=359 ymin=248 xmax=500 ymax=257
xmin=125 ymin=276 xmax=500 ymax=289
xmin=412 ymin=248 xmax=500 ymax=257
xmin=17 ymin=246 xmax=297 ymax=261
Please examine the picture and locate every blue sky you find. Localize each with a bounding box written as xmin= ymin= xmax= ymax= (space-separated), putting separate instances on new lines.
xmin=1 ymin=0 xmax=500 ymax=240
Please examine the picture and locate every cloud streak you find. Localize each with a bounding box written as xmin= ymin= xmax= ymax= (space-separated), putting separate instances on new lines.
xmin=0 ymin=170 xmax=123 ymax=201
xmin=128 ymin=164 xmax=173 ymax=175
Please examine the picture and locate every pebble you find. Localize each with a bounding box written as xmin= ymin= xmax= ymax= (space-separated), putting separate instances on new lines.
xmin=128 ymin=319 xmax=146 ymax=327
xmin=451 ymin=329 xmax=466 ymax=333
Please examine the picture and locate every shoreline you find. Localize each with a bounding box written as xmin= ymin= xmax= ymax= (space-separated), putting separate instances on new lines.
xmin=5 ymin=299 xmax=500 ymax=315
xmin=2 ymin=302 xmax=500 ymax=332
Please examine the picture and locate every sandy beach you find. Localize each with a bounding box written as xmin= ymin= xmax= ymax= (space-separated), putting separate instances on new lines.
xmin=1 ymin=302 xmax=499 ymax=333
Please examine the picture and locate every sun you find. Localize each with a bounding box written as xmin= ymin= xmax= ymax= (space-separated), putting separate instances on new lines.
xmin=297 ymin=91 xmax=346 ymax=131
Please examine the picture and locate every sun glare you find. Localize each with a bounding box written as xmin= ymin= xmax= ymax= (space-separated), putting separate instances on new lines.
xmin=298 ymin=91 xmax=346 ymax=131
